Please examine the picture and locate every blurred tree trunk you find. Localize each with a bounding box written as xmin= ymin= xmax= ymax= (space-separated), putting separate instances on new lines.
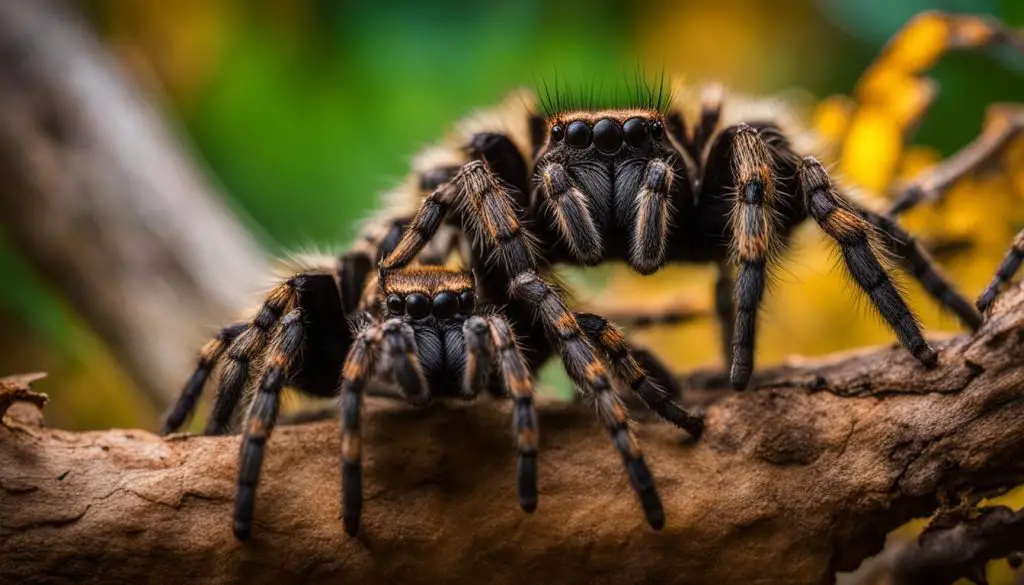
xmin=0 ymin=0 xmax=269 ymax=408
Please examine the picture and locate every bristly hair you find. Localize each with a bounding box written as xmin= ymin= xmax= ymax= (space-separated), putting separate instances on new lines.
xmin=535 ymin=66 xmax=672 ymax=117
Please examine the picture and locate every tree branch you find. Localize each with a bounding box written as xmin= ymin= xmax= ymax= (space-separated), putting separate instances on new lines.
xmin=0 ymin=0 xmax=269 ymax=407
xmin=3 ymin=284 xmax=1024 ymax=584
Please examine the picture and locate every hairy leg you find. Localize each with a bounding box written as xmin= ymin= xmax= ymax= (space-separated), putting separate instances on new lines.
xmin=799 ymin=157 xmax=937 ymax=366
xmin=205 ymin=280 xmax=300 ymax=435
xmin=509 ymin=270 xmax=665 ymax=529
xmin=714 ymin=261 xmax=735 ymax=368
xmin=576 ymin=312 xmax=704 ymax=438
xmin=726 ymin=124 xmax=781 ymax=391
xmin=339 ymin=323 xmax=383 ymax=537
xmin=162 ymin=322 xmax=246 ymax=434
xmin=464 ymin=314 xmax=540 ymax=511
xmin=860 ymin=208 xmax=982 ymax=330
xmin=233 ymin=309 xmax=305 ymax=541
xmin=978 ymin=228 xmax=1024 ymax=313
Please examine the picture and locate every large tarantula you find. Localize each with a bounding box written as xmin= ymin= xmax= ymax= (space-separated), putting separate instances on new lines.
xmin=375 ymin=12 xmax=1024 ymax=391
xmin=164 ymin=262 xmax=688 ymax=538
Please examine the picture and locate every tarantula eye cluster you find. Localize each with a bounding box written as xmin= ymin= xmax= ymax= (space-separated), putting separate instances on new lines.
xmin=551 ymin=116 xmax=663 ymax=153
xmin=385 ymin=290 xmax=475 ymax=319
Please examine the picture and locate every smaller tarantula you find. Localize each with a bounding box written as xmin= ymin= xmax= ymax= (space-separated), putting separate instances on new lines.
xmin=164 ymin=264 xmax=673 ymax=539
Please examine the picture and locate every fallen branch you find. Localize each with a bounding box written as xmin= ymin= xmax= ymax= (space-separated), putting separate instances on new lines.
xmin=2 ymin=285 xmax=1024 ymax=585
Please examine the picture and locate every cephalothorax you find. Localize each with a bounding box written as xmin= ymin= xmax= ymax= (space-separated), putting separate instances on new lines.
xmin=163 ymin=264 xmax=691 ymax=538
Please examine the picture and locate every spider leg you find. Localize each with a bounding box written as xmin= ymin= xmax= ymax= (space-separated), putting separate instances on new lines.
xmin=576 ymin=312 xmax=704 ymax=438
xmin=629 ymin=159 xmax=677 ymax=275
xmin=340 ymin=323 xmax=383 ymax=537
xmin=537 ymin=162 xmax=604 ymax=264
xmin=799 ymin=156 xmax=937 ymax=366
xmin=888 ymin=105 xmax=1024 ymax=215
xmin=510 ymin=270 xmax=664 ymax=530
xmin=714 ymin=260 xmax=735 ymax=368
xmin=206 ymin=279 xmax=300 ymax=435
xmin=465 ymin=314 xmax=540 ymax=512
xmin=161 ymin=321 xmax=246 ymax=435
xmin=381 ymin=179 xmax=459 ymax=270
xmin=978 ymin=228 xmax=1024 ymax=313
xmin=860 ymin=209 xmax=982 ymax=330
xmin=379 ymin=318 xmax=429 ymax=406
xmin=233 ymin=308 xmax=305 ymax=541
xmin=726 ymin=124 xmax=782 ymax=391
xmin=383 ymin=160 xmax=537 ymax=277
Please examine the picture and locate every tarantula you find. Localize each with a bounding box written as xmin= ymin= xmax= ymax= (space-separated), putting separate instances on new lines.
xmin=373 ymin=12 xmax=1024 ymax=391
xmin=163 ymin=262 xmax=690 ymax=538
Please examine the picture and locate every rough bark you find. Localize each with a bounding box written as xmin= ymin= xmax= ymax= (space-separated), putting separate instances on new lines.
xmin=3 ymin=283 xmax=1024 ymax=584
xmin=0 ymin=0 xmax=269 ymax=407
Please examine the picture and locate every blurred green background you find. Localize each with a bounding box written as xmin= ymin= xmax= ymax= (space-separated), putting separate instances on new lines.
xmin=1 ymin=0 xmax=1023 ymax=432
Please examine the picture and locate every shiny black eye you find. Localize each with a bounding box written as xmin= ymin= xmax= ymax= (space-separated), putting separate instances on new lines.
xmin=551 ymin=124 xmax=564 ymax=141
xmin=565 ymin=120 xmax=592 ymax=149
xmin=623 ymin=117 xmax=650 ymax=147
xmin=650 ymin=119 xmax=664 ymax=139
xmin=459 ymin=290 xmax=475 ymax=314
xmin=592 ymin=119 xmax=623 ymax=155
xmin=386 ymin=294 xmax=405 ymax=315
xmin=405 ymin=293 xmax=430 ymax=319
xmin=432 ymin=292 xmax=458 ymax=319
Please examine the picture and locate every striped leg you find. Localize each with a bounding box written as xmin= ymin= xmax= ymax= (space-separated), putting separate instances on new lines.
xmin=861 ymin=209 xmax=982 ymax=330
xmin=383 ymin=160 xmax=538 ymax=278
xmin=727 ymin=124 xmax=781 ymax=391
xmin=206 ymin=280 xmax=302 ymax=435
xmin=978 ymin=229 xmax=1024 ymax=313
xmin=799 ymin=157 xmax=937 ymax=366
xmin=714 ymin=261 xmax=736 ymax=368
xmin=576 ymin=312 xmax=704 ymax=438
xmin=340 ymin=323 xmax=383 ymax=537
xmin=381 ymin=180 xmax=459 ymax=270
xmin=510 ymin=271 xmax=664 ymax=529
xmin=464 ymin=315 xmax=540 ymax=512
xmin=233 ymin=309 xmax=305 ymax=541
xmin=162 ymin=322 xmax=246 ymax=435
